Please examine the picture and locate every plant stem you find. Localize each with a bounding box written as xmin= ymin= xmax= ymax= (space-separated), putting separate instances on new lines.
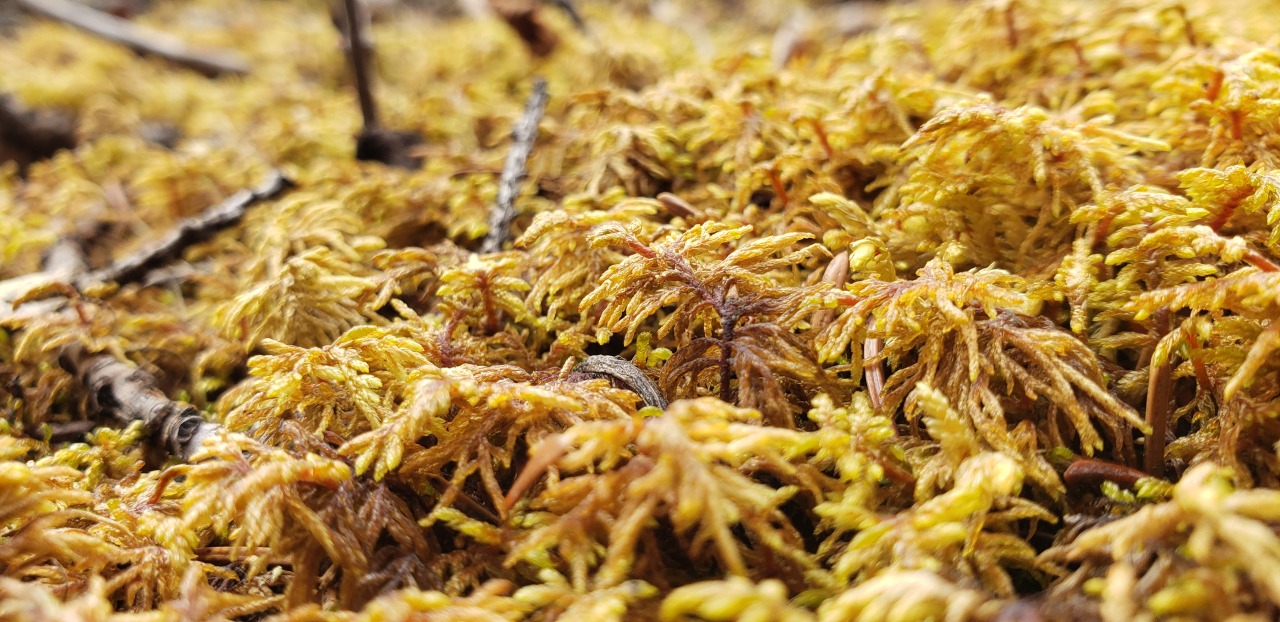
xmin=1144 ymin=308 xmax=1172 ymax=478
xmin=342 ymin=0 xmax=378 ymax=129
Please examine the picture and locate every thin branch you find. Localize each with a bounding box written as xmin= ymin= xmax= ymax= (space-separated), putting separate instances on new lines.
xmin=3 ymin=173 xmax=294 ymax=461
xmin=481 ymin=77 xmax=548 ymax=253
xmin=336 ymin=0 xmax=423 ymax=168
xmin=79 ymin=171 xmax=293 ymax=288
xmin=14 ymin=0 xmax=248 ymax=77
xmin=2 ymin=172 xmax=290 ymax=323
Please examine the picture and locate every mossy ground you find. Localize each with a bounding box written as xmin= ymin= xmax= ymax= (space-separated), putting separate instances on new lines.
xmin=4 ymin=0 xmax=1280 ymax=620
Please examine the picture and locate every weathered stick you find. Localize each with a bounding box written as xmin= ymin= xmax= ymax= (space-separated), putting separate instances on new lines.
xmin=481 ymin=77 xmax=548 ymax=253
xmin=572 ymin=354 xmax=667 ymax=409
xmin=4 ymin=172 xmax=293 ymax=459
xmin=80 ymin=171 xmax=293 ymax=287
xmin=2 ymin=171 xmax=290 ymax=323
xmin=59 ymin=344 xmax=219 ymax=461
xmin=14 ymin=0 xmax=248 ymax=78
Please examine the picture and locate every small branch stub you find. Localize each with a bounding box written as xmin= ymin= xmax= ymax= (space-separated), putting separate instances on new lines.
xmin=573 ymin=354 xmax=668 ymax=410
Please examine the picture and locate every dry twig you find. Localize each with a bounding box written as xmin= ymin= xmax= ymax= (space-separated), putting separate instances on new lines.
xmin=59 ymin=344 xmax=219 ymax=461
xmin=80 ymin=171 xmax=294 ymax=288
xmin=481 ymin=77 xmax=548 ymax=253
xmin=3 ymin=172 xmax=293 ymax=461
xmin=14 ymin=0 xmax=248 ymax=77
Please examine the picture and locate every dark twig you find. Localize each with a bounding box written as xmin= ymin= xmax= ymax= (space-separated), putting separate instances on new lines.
xmin=2 ymin=172 xmax=290 ymax=323
xmin=79 ymin=171 xmax=293 ymax=288
xmin=14 ymin=0 xmax=248 ymax=77
xmin=481 ymin=77 xmax=548 ymax=254
xmin=59 ymin=344 xmax=219 ymax=461
xmin=572 ymin=355 xmax=668 ymax=409
xmin=338 ymin=0 xmax=423 ymax=168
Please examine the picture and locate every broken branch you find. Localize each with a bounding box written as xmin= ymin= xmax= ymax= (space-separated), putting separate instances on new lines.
xmin=80 ymin=170 xmax=293 ymax=288
xmin=481 ymin=77 xmax=548 ymax=254
xmin=59 ymin=344 xmax=219 ymax=461
xmin=15 ymin=0 xmax=248 ymax=77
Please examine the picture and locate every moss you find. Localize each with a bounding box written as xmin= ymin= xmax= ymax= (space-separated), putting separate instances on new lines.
xmin=3 ymin=0 xmax=1280 ymax=619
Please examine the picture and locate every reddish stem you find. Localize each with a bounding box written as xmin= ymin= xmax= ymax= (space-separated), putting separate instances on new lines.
xmin=863 ymin=337 xmax=885 ymax=409
xmin=1229 ymin=110 xmax=1244 ymax=141
xmin=1244 ymin=250 xmax=1280 ymax=273
xmin=1205 ymin=70 xmax=1224 ymax=102
xmin=767 ymin=167 xmax=788 ymax=207
xmin=1144 ymin=308 xmax=1171 ymax=478
xmin=808 ymin=119 xmax=834 ymax=159
xmin=1208 ymin=186 xmax=1251 ymax=233
xmin=1183 ymin=328 xmax=1215 ymax=398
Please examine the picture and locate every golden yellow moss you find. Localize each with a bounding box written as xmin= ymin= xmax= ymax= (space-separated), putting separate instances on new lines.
xmin=3 ymin=0 xmax=1280 ymax=619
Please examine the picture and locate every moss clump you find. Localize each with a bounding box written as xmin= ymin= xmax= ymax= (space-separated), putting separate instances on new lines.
xmin=4 ymin=0 xmax=1280 ymax=619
